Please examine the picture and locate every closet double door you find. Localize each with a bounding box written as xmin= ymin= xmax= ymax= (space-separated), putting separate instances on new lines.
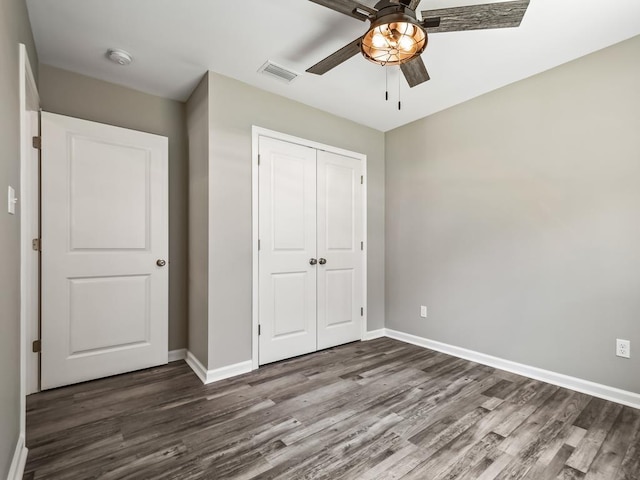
xmin=258 ymin=136 xmax=364 ymax=365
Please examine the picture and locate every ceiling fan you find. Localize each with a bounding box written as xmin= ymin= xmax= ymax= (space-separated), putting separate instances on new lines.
xmin=306 ymin=0 xmax=530 ymax=87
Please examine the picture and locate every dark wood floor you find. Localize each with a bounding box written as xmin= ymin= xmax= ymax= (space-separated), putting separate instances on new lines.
xmin=24 ymin=338 xmax=640 ymax=479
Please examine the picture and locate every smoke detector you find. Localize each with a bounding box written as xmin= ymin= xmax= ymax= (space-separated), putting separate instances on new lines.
xmin=107 ymin=49 xmax=133 ymax=66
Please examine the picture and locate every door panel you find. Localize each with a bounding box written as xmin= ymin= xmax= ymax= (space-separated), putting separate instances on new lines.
xmin=325 ymin=269 xmax=354 ymax=327
xmin=41 ymin=112 xmax=168 ymax=389
xmin=325 ymin=163 xmax=356 ymax=250
xmin=272 ymin=272 xmax=309 ymax=337
xmin=70 ymin=138 xmax=150 ymax=250
xmin=317 ymin=150 xmax=363 ymax=349
xmin=259 ymin=137 xmax=317 ymax=365
xmin=68 ymin=275 xmax=150 ymax=355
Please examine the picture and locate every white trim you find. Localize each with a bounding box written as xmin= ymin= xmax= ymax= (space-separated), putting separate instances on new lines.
xmin=185 ymin=351 xmax=253 ymax=385
xmin=251 ymin=126 xmax=368 ymax=371
xmin=360 ymin=154 xmax=368 ymax=344
xmin=185 ymin=351 xmax=208 ymax=383
xmin=7 ymin=434 xmax=28 ymax=480
xmin=19 ymin=43 xmax=40 ymax=451
xmin=251 ymin=129 xmax=259 ymax=371
xmin=362 ymin=329 xmax=386 ymax=341
xmin=168 ymin=349 xmax=186 ymax=362
xmin=252 ymin=127 xmax=369 ymax=160
xmin=385 ymin=328 xmax=640 ymax=410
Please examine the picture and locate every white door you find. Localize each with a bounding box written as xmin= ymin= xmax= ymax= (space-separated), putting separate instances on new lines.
xmin=258 ymin=135 xmax=364 ymax=365
xmin=259 ymin=137 xmax=318 ymax=365
xmin=41 ymin=112 xmax=169 ymax=390
xmin=317 ymin=150 xmax=363 ymax=349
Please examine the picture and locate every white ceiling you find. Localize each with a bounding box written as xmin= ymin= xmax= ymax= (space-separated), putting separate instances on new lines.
xmin=26 ymin=0 xmax=640 ymax=132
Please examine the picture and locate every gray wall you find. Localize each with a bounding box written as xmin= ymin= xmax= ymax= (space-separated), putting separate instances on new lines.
xmin=186 ymin=75 xmax=209 ymax=365
xmin=200 ymin=72 xmax=385 ymax=369
xmin=38 ymin=65 xmax=189 ymax=351
xmin=0 ymin=0 xmax=38 ymax=476
xmin=386 ymin=35 xmax=640 ymax=393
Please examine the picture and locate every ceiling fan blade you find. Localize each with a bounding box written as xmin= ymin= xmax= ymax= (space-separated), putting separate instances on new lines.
xmin=400 ymin=56 xmax=430 ymax=87
xmin=306 ymin=37 xmax=363 ymax=75
xmin=309 ymin=0 xmax=375 ymax=21
xmin=421 ymin=0 xmax=529 ymax=33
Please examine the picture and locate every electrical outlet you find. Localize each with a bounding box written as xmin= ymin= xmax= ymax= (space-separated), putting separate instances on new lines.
xmin=616 ymin=339 xmax=631 ymax=358
xmin=420 ymin=305 xmax=427 ymax=318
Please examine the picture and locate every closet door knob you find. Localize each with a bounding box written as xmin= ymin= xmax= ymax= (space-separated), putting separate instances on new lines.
xmin=309 ymin=258 xmax=318 ymax=265
xmin=156 ymin=259 xmax=167 ymax=267
xmin=318 ymin=258 xmax=327 ymax=265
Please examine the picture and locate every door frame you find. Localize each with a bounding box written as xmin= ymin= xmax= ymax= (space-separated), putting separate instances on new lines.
xmin=19 ymin=43 xmax=40 ymax=445
xmin=251 ymin=126 xmax=368 ymax=370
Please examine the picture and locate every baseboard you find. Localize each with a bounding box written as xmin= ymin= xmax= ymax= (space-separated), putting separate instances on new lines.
xmin=362 ymin=329 xmax=386 ymax=341
xmin=7 ymin=434 xmax=28 ymax=480
xmin=168 ymin=348 xmax=186 ymax=362
xmin=385 ymin=328 xmax=640 ymax=410
xmin=185 ymin=351 xmax=253 ymax=385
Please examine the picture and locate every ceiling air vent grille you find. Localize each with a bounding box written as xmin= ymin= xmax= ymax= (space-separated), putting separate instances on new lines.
xmin=258 ymin=61 xmax=299 ymax=83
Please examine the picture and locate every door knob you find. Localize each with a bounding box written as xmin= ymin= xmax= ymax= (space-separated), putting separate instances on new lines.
xmin=156 ymin=259 xmax=167 ymax=267
xmin=309 ymin=258 xmax=317 ymax=265
xmin=318 ymin=258 xmax=327 ymax=265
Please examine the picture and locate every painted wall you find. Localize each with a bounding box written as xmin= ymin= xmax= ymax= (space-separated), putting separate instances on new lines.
xmin=38 ymin=65 xmax=189 ymax=351
xmin=0 ymin=0 xmax=38 ymax=476
xmin=386 ymin=35 xmax=640 ymax=393
xmin=186 ymin=75 xmax=209 ymax=366
xmin=195 ymin=72 xmax=385 ymax=370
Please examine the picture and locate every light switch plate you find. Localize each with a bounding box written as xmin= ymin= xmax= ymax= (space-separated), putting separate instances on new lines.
xmin=7 ymin=186 xmax=17 ymax=215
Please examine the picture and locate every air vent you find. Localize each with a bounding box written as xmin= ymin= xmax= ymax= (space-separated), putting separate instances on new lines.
xmin=258 ymin=61 xmax=299 ymax=83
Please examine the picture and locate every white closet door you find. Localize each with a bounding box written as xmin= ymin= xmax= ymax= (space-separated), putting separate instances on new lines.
xmin=259 ymin=137 xmax=318 ymax=365
xmin=317 ymin=150 xmax=364 ymax=350
xmin=41 ymin=112 xmax=169 ymax=389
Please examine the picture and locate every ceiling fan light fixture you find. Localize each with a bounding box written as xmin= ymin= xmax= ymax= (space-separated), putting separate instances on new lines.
xmin=361 ymin=15 xmax=426 ymax=66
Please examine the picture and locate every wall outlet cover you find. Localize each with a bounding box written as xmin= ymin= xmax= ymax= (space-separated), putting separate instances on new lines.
xmin=420 ymin=305 xmax=427 ymax=318
xmin=616 ymin=339 xmax=631 ymax=358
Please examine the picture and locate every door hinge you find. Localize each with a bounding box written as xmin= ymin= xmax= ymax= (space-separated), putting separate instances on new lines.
xmin=361 ymin=175 xmax=364 ymax=185
xmin=361 ymin=241 xmax=364 ymax=251
xmin=32 ymin=339 xmax=41 ymax=353
xmin=361 ymin=307 xmax=364 ymax=317
xmin=32 ymin=136 xmax=41 ymax=150
xmin=32 ymin=238 xmax=41 ymax=251
xmin=258 ymin=154 xmax=261 ymax=166
xmin=258 ymin=239 xmax=261 ymax=251
xmin=258 ymin=324 xmax=261 ymax=336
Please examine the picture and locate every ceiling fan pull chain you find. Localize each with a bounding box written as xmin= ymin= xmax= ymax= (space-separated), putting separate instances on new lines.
xmin=398 ymin=66 xmax=402 ymax=111
xmin=385 ymin=67 xmax=389 ymax=101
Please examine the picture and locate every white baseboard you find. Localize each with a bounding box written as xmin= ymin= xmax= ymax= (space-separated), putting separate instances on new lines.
xmin=7 ymin=434 xmax=28 ymax=480
xmin=362 ymin=329 xmax=386 ymax=341
xmin=185 ymin=351 xmax=253 ymax=385
xmin=384 ymin=328 xmax=640 ymax=410
xmin=168 ymin=348 xmax=187 ymax=362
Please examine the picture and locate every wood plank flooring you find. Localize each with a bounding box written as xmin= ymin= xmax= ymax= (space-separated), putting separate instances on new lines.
xmin=24 ymin=338 xmax=640 ymax=479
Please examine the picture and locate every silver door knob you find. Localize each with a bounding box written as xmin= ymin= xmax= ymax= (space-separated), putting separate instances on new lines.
xmin=309 ymin=258 xmax=317 ymax=265
xmin=156 ymin=259 xmax=167 ymax=267
xmin=319 ymin=258 xmax=327 ymax=265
